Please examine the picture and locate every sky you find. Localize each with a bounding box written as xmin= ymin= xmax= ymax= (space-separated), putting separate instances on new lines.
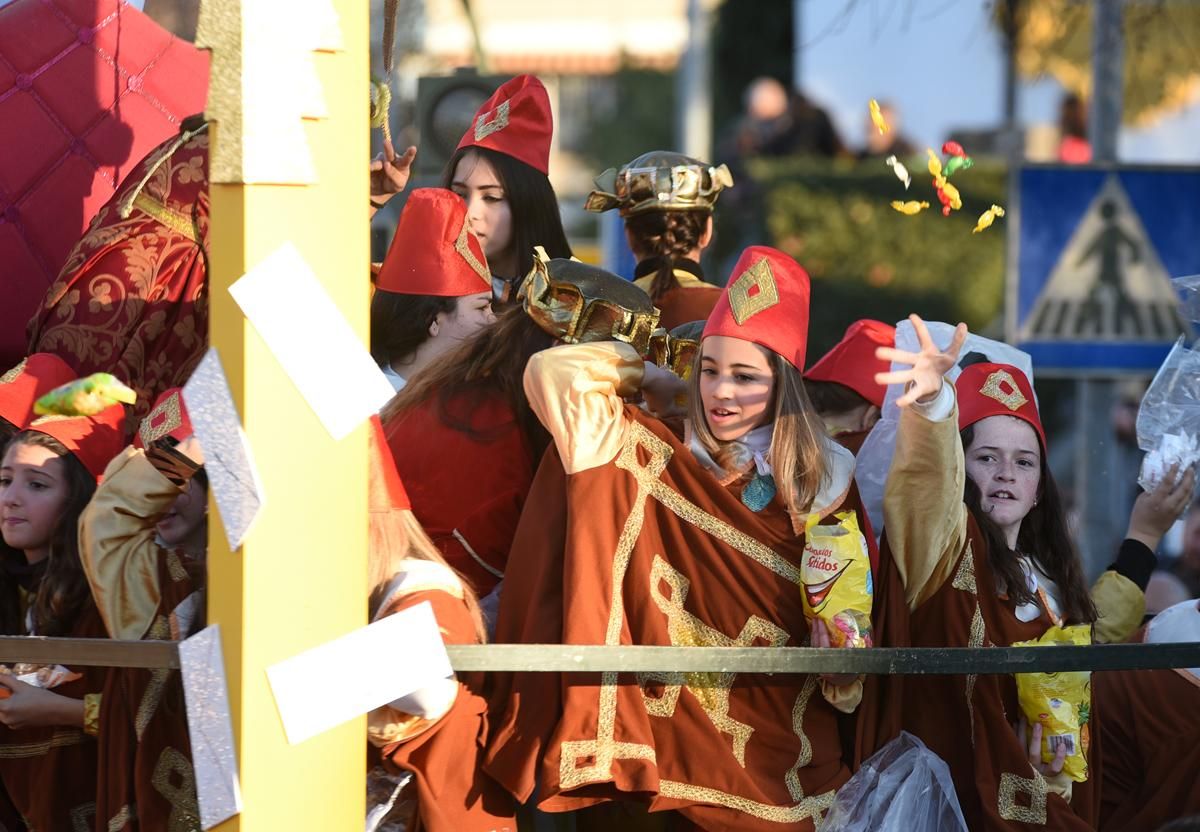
xmin=800 ymin=0 xmax=1200 ymax=164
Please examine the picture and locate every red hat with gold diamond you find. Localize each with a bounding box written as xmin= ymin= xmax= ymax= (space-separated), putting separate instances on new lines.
xmin=134 ymin=388 xmax=192 ymax=450
xmin=375 ymin=188 xmax=491 ymax=297
xmin=956 ymin=362 xmax=1045 ymax=448
xmin=456 ymin=75 xmax=553 ymax=174
xmin=702 ymin=246 xmax=811 ymax=369
xmin=804 ymin=319 xmax=896 ymax=409
xmin=0 ymin=353 xmax=76 ymax=432
xmin=24 ymin=403 xmax=126 ymax=481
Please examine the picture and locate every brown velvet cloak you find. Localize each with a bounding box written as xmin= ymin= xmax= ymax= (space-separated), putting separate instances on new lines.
xmin=487 ymin=408 xmax=875 ymax=832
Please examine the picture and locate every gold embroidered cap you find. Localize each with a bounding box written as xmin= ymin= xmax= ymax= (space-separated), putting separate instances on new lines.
xmin=520 ymin=249 xmax=661 ymax=354
xmin=585 ymin=151 xmax=733 ymax=217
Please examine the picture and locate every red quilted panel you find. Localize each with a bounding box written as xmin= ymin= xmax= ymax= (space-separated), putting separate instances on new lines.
xmin=0 ymin=0 xmax=208 ymax=367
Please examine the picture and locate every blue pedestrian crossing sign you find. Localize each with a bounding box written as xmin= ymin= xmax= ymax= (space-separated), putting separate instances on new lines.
xmin=1008 ymin=166 xmax=1200 ymax=374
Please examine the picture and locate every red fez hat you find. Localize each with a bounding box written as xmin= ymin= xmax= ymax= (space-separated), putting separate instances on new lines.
xmin=956 ymin=363 xmax=1046 ymax=448
xmin=24 ymin=403 xmax=127 ymax=481
xmin=368 ymin=415 xmax=411 ymax=513
xmin=375 ymin=189 xmax=491 ymax=297
xmin=456 ymin=75 xmax=553 ymax=175
xmin=804 ymin=319 xmax=896 ymax=409
xmin=0 ymin=354 xmax=76 ymax=431
xmin=134 ymin=388 xmax=192 ymax=450
xmin=702 ymin=246 xmax=811 ymax=369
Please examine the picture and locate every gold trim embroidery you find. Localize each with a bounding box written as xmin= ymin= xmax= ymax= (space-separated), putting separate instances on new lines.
xmin=29 ymin=413 xmax=76 ymax=426
xmin=454 ymin=215 xmax=491 ymax=287
xmin=728 ymin=257 xmax=780 ymax=325
xmin=132 ymin=192 xmax=197 ymax=243
xmin=152 ymin=747 xmax=202 ymax=832
xmin=952 ymin=543 xmax=978 ymax=593
xmin=658 ymin=779 xmax=836 ymax=824
xmin=474 ymin=99 xmax=510 ymax=141
xmin=166 ymin=550 xmax=190 ymax=584
xmin=560 ymin=420 xmax=823 ymax=819
xmin=0 ymin=358 xmax=27 ymax=385
xmin=784 ymin=675 xmax=819 ymax=801
xmin=645 ymin=554 xmax=789 ymax=766
xmin=0 ymin=728 xmax=88 ymax=758
xmin=107 ymin=804 xmax=133 ymax=832
xmin=140 ymin=392 xmax=184 ymax=448
xmin=71 ymin=801 xmax=97 ymax=832
xmin=980 ymin=369 xmax=1028 ymax=412
xmin=998 ymin=771 xmax=1048 ymax=824
xmin=137 ymin=668 xmax=171 ymax=741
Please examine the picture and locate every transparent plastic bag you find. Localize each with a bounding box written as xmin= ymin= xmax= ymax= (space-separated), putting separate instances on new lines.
xmin=821 ymin=732 xmax=967 ymax=832
xmin=1136 ymin=336 xmax=1200 ymax=491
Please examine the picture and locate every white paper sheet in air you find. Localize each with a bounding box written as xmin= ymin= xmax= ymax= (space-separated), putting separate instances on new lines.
xmin=266 ymin=601 xmax=453 ymax=745
xmin=229 ymin=243 xmax=395 ymax=440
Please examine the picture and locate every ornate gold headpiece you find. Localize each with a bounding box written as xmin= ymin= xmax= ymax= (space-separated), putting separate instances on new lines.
xmin=520 ymin=248 xmax=661 ymax=354
xmin=584 ymin=151 xmax=733 ymax=217
xmin=648 ymin=320 xmax=704 ymax=380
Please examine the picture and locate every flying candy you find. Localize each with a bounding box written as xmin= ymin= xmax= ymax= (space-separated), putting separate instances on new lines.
xmin=972 ymin=204 xmax=1006 ymax=233
xmin=885 ymin=155 xmax=911 ymax=189
xmin=891 ymin=200 xmax=930 ymax=215
xmin=869 ymin=99 xmax=889 ymax=135
xmin=944 ymin=155 xmax=974 ymax=178
xmin=926 ymin=148 xmax=943 ymax=179
xmin=935 ymin=180 xmax=962 ymax=216
xmin=33 ymin=373 xmax=137 ymax=417
xmin=942 ymin=141 xmax=967 ymax=158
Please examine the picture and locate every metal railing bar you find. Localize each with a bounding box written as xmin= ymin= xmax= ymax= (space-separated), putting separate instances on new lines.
xmin=446 ymin=642 xmax=1200 ymax=676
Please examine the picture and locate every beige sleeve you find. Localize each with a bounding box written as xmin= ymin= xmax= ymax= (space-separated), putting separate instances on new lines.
xmin=883 ymin=393 xmax=969 ymax=610
xmin=1090 ymin=571 xmax=1145 ymax=644
xmin=524 ymin=341 xmax=646 ymax=474
xmin=78 ymin=447 xmax=183 ymax=640
xmin=820 ymin=677 xmax=864 ymax=714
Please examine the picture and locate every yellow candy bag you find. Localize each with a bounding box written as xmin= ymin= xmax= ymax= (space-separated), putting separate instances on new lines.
xmin=801 ymin=511 xmax=873 ymax=648
xmin=1014 ymin=624 xmax=1092 ymax=783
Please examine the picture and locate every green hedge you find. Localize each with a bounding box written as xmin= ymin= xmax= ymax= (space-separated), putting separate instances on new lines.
xmin=712 ymin=157 xmax=1009 ymax=359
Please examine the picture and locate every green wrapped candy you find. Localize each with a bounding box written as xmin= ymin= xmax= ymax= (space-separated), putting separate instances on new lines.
xmin=943 ymin=155 xmax=974 ymax=178
xmin=33 ymin=373 xmax=137 ymax=417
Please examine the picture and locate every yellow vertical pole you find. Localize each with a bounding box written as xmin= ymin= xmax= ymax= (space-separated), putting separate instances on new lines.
xmin=203 ymin=1 xmax=368 ymax=828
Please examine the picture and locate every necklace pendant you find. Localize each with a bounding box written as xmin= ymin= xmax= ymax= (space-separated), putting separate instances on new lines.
xmin=741 ymin=473 xmax=777 ymax=512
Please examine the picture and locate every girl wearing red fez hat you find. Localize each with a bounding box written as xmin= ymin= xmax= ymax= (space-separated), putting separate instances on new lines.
xmin=0 ymin=403 xmax=125 ymax=829
xmin=441 ymin=75 xmax=572 ymax=302
xmin=372 ymin=189 xmax=497 ymax=393
xmin=486 ymin=246 xmax=879 ymax=829
xmin=869 ymin=314 xmax=1159 ymax=830
xmin=804 ymin=319 xmax=896 ymax=454
xmin=75 ymin=388 xmax=208 ymax=830
xmin=364 ymin=415 xmax=515 ymax=831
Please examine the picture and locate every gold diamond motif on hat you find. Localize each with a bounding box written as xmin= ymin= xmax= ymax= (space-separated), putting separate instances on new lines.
xmin=728 ymin=257 xmax=780 ymax=325
xmin=980 ymin=370 xmax=1027 ymax=412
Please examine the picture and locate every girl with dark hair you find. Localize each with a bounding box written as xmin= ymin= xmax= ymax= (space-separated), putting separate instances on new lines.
xmin=586 ymin=150 xmax=733 ymax=330
xmin=0 ymin=403 xmax=125 ymax=829
xmin=441 ymin=75 xmax=572 ymax=302
xmin=382 ymin=254 xmax=658 ymax=604
xmin=486 ymin=247 xmax=875 ymax=830
xmin=874 ymin=314 xmax=1104 ymax=830
xmin=372 ymin=189 xmax=496 ymax=393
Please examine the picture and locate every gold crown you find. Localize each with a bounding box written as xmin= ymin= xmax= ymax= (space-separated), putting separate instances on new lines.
xmin=520 ymin=248 xmax=661 ymax=354
xmin=648 ymin=321 xmax=704 ymax=380
xmin=584 ymin=151 xmax=733 ymax=217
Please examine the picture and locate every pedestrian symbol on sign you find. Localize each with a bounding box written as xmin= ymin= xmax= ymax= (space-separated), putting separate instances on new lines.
xmin=1019 ymin=175 xmax=1187 ymax=342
